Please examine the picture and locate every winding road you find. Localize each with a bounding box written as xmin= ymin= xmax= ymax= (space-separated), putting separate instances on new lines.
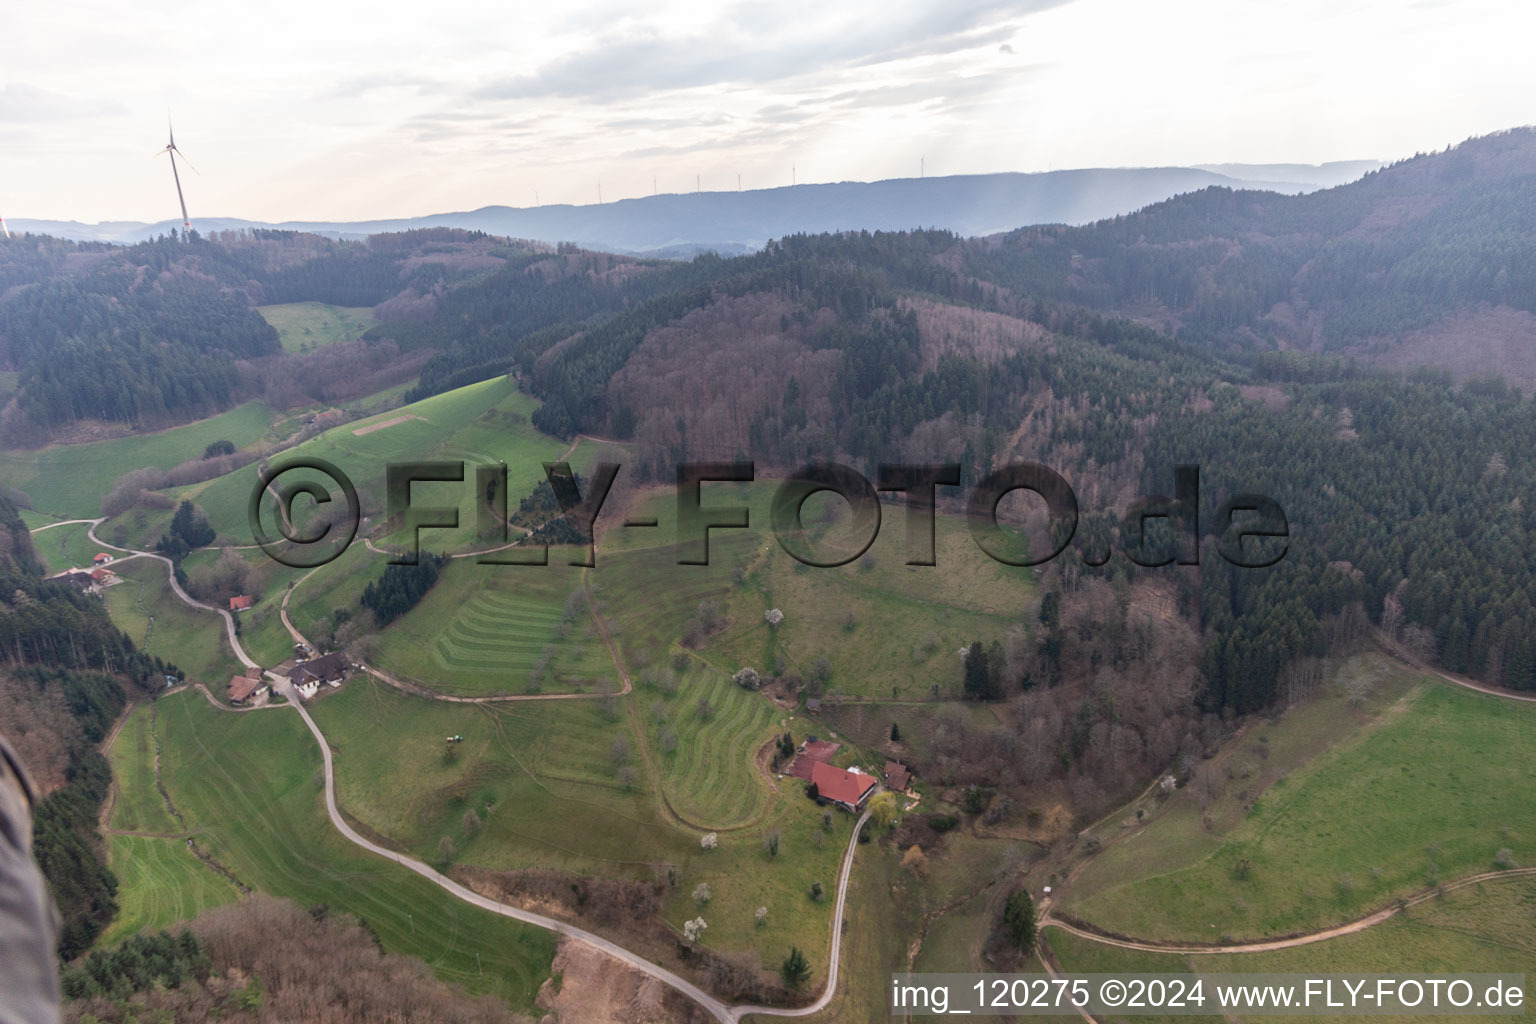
xmin=51 ymin=518 xmax=864 ymax=1023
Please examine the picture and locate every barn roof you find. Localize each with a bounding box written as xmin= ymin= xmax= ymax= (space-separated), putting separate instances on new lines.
xmin=811 ymin=760 xmax=877 ymax=807
xmin=228 ymin=675 xmax=264 ymax=702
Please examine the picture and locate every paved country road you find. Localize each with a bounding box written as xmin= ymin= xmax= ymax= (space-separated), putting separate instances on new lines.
xmin=52 ymin=519 xmax=866 ymax=1023
xmin=85 ymin=520 xmax=257 ymax=669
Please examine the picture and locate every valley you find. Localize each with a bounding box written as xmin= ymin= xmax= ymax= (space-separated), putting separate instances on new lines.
xmin=5 ymin=132 xmax=1536 ymax=1022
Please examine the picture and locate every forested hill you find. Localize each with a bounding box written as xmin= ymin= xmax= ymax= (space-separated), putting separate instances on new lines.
xmin=963 ymin=127 xmax=1536 ymax=386
xmin=0 ymin=495 xmax=179 ymax=958
xmin=0 ymin=229 xmax=548 ymax=444
xmin=366 ymin=134 xmax=1536 ymax=716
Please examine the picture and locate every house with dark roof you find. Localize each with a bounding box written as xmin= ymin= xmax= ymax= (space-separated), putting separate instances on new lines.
xmin=884 ymin=761 xmax=912 ymax=793
xmin=58 ymin=570 xmax=95 ymax=592
xmin=811 ymin=760 xmax=877 ymax=813
xmin=290 ymin=651 xmax=348 ymax=699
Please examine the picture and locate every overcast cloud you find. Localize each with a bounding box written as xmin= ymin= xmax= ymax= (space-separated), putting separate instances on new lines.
xmin=1 ymin=0 xmax=1533 ymax=222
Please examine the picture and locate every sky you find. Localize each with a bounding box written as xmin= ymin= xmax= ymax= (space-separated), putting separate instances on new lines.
xmin=2 ymin=0 xmax=1534 ymax=223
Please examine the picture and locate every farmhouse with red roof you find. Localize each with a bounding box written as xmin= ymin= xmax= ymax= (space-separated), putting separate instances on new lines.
xmin=811 ymin=760 xmax=877 ymax=813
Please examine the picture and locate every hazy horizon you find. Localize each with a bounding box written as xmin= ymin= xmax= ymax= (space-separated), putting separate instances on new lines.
xmin=7 ymin=158 xmax=1390 ymax=232
xmin=3 ymin=0 xmax=1533 ymax=223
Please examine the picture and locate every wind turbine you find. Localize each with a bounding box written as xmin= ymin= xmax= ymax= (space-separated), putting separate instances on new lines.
xmin=0 ymin=213 xmax=10 ymax=240
xmin=157 ymin=119 xmax=197 ymax=238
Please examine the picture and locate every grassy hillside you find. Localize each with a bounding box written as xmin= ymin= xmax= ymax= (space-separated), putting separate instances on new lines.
xmin=0 ymin=401 xmax=277 ymax=517
xmin=1067 ymin=677 xmax=1536 ymax=942
xmin=102 ymin=834 xmax=241 ymax=943
xmin=367 ymin=558 xmax=619 ymax=697
xmin=1045 ymin=875 xmax=1536 ymax=1022
xmin=155 ymin=690 xmax=558 ymax=1008
xmin=597 ymin=482 xmax=1034 ymax=700
xmin=258 ymin=301 xmax=378 ymax=353
xmin=642 ymin=664 xmax=778 ymax=829
xmin=101 ymin=558 xmax=244 ymax=688
xmin=309 ymin=676 xmax=845 ymax=969
xmin=31 ymin=520 xmax=99 ymax=575
xmin=166 ymin=376 xmax=571 ymax=547
xmin=106 ymin=703 xmax=181 ymax=836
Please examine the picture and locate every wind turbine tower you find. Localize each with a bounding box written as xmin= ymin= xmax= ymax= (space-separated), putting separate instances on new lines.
xmin=0 ymin=213 xmax=10 ymax=239
xmin=157 ymin=120 xmax=197 ymax=238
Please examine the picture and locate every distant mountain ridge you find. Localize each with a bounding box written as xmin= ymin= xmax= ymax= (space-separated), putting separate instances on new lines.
xmin=9 ymin=163 xmax=1378 ymax=254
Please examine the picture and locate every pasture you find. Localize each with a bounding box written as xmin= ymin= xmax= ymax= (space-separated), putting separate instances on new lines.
xmin=0 ymin=401 xmax=276 ymax=518
xmin=32 ymin=520 xmax=99 ymax=575
xmin=177 ymin=376 xmax=574 ymax=547
xmin=1067 ymin=677 xmax=1536 ymax=942
xmin=595 ymin=482 xmax=1034 ymax=700
xmin=257 ymin=301 xmax=377 ymax=353
xmin=309 ymin=675 xmax=846 ymax=969
xmin=101 ymin=835 xmax=241 ymax=943
xmin=154 ymin=690 xmax=559 ymax=1008
xmin=1045 ymin=875 xmax=1536 ymax=1022
xmin=636 ymin=660 xmax=779 ymax=829
xmin=101 ymin=558 xmax=243 ymax=689
xmin=106 ymin=702 xmax=181 ymax=836
xmin=367 ymin=558 xmax=618 ymax=697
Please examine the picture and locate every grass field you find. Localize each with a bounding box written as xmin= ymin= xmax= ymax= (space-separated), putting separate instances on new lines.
xmin=101 ymin=834 xmax=242 ymax=943
xmin=106 ymin=703 xmax=181 ymax=835
xmin=637 ymin=661 xmax=779 ymax=829
xmin=1040 ymin=927 xmax=1222 ymax=1024
xmin=154 ymin=690 xmax=558 ymax=1008
xmin=367 ymin=558 xmax=619 ymax=697
xmin=258 ymin=302 xmax=377 ymax=353
xmin=1045 ymin=875 xmax=1536 ymax=1023
xmin=1068 ymin=676 xmax=1536 ymax=942
xmin=100 ymin=558 xmax=244 ymax=689
xmin=0 ymin=402 xmax=277 ymax=518
xmin=598 ymin=483 xmax=1034 ymax=700
xmin=309 ymin=676 xmax=845 ymax=969
xmin=31 ymin=520 xmax=100 ymax=575
xmin=177 ymin=376 xmax=573 ymax=546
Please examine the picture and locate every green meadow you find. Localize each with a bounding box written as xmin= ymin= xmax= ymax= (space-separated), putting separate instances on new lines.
xmin=309 ymin=674 xmax=847 ymax=969
xmin=31 ymin=520 xmax=100 ymax=575
xmin=1067 ymin=677 xmax=1536 ymax=942
xmin=596 ymin=482 xmax=1034 ymax=700
xmin=257 ymin=301 xmax=377 ymax=353
xmin=100 ymin=558 xmax=243 ymax=689
xmin=1045 ymin=876 xmax=1536 ymax=1023
xmin=366 ymin=557 xmax=619 ymax=697
xmin=154 ymin=690 xmax=558 ymax=1008
xmin=175 ymin=376 xmax=574 ymax=546
xmin=106 ymin=702 xmax=181 ymax=836
xmin=102 ymin=834 xmax=241 ymax=943
xmin=0 ymin=401 xmax=277 ymax=517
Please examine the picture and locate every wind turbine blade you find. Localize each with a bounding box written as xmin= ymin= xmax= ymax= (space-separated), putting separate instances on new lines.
xmin=174 ymin=150 xmax=199 ymax=175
